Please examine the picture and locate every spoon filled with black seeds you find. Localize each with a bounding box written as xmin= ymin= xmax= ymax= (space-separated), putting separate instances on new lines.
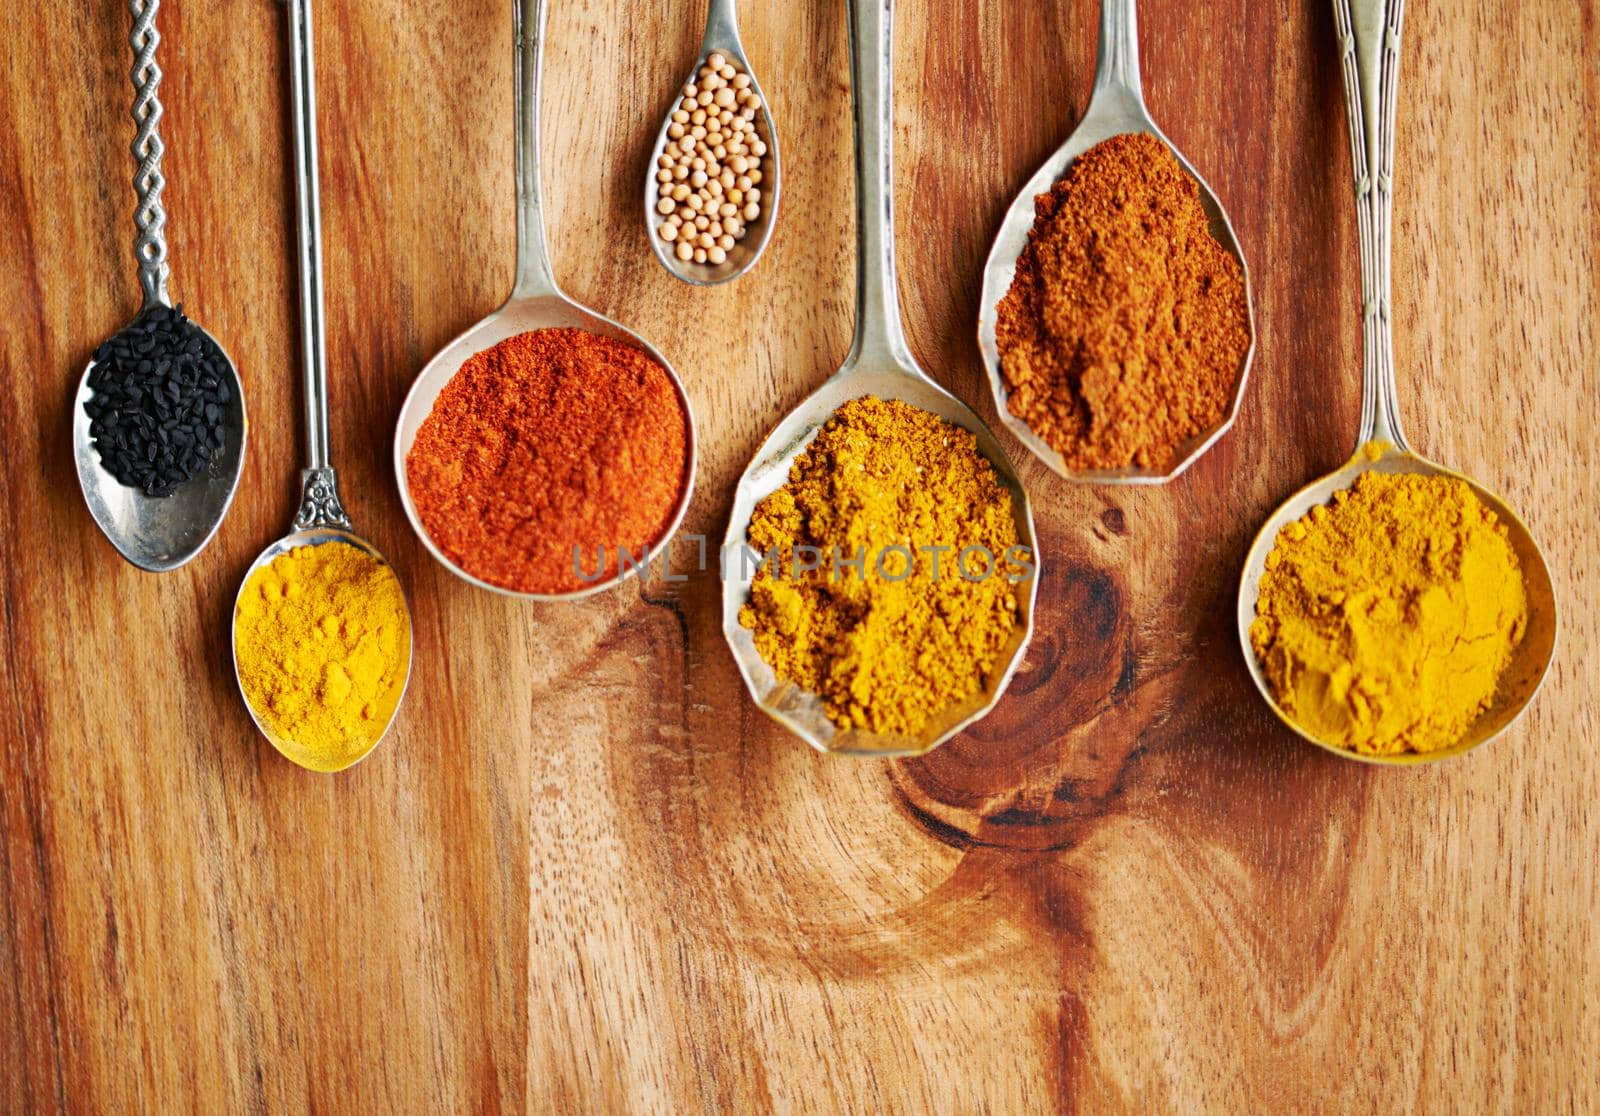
xmin=73 ymin=0 xmax=246 ymax=572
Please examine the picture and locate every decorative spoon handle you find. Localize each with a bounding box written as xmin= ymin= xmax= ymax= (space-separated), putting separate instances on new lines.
xmin=1334 ymin=0 xmax=1408 ymax=451
xmin=512 ymin=0 xmax=560 ymax=299
xmin=843 ymin=0 xmax=916 ymax=377
xmin=129 ymin=0 xmax=169 ymax=307
xmin=286 ymin=0 xmax=350 ymax=529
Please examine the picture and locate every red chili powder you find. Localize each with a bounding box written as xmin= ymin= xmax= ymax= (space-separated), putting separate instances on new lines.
xmin=405 ymin=328 xmax=689 ymax=593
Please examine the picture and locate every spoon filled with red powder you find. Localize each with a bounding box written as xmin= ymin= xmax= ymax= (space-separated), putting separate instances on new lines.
xmin=403 ymin=328 xmax=688 ymax=595
xmin=394 ymin=0 xmax=695 ymax=597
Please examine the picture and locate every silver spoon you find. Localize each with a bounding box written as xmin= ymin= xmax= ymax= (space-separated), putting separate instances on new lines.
xmin=721 ymin=0 xmax=1039 ymax=758
xmin=232 ymin=0 xmax=412 ymax=772
xmin=643 ymin=0 xmax=781 ymax=286
xmin=75 ymin=0 xmax=246 ymax=572
xmin=395 ymin=0 xmax=697 ymax=598
xmin=976 ymin=0 xmax=1256 ymax=484
xmin=1237 ymin=0 xmax=1556 ymax=765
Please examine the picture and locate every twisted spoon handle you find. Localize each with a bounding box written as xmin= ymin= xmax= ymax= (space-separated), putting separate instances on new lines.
xmin=1334 ymin=0 xmax=1408 ymax=451
xmin=129 ymin=0 xmax=169 ymax=307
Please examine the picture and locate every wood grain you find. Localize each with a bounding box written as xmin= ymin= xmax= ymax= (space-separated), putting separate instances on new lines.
xmin=1 ymin=0 xmax=1595 ymax=1112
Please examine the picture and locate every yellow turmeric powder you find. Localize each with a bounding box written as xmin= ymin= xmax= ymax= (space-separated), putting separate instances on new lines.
xmin=737 ymin=396 xmax=1028 ymax=738
xmin=1250 ymin=470 xmax=1526 ymax=756
xmin=234 ymin=541 xmax=410 ymax=771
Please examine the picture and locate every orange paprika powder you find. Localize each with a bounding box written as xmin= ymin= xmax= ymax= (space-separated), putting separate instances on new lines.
xmin=405 ymin=327 xmax=689 ymax=593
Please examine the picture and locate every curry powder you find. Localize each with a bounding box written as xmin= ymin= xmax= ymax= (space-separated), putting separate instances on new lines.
xmin=1249 ymin=470 xmax=1527 ymax=756
xmin=996 ymin=133 xmax=1250 ymax=471
xmin=737 ymin=396 xmax=1027 ymax=738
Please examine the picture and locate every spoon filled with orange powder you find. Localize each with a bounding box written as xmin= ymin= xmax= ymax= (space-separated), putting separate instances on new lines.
xmin=978 ymin=0 xmax=1255 ymax=482
xmin=394 ymin=0 xmax=695 ymax=599
xmin=402 ymin=327 xmax=689 ymax=595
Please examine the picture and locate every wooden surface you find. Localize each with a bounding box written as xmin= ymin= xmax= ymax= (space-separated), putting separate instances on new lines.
xmin=1 ymin=1 xmax=1595 ymax=1111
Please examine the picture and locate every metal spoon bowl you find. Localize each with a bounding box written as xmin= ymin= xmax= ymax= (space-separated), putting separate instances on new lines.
xmin=393 ymin=295 xmax=697 ymax=602
xmin=1238 ymin=446 xmax=1557 ymax=766
xmin=74 ymin=319 xmax=246 ymax=572
xmin=1237 ymin=0 xmax=1557 ymax=764
xmin=233 ymin=0 xmax=411 ymax=771
xmin=233 ymin=528 xmax=413 ymax=773
xmin=77 ymin=0 xmax=246 ymax=571
xmin=644 ymin=0 xmax=780 ymax=286
xmin=977 ymin=0 xmax=1255 ymax=485
xmin=395 ymin=0 xmax=697 ymax=599
xmin=721 ymin=0 xmax=1038 ymax=759
xmin=722 ymin=371 xmax=1038 ymax=759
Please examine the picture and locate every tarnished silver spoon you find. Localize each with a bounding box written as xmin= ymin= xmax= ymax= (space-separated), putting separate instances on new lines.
xmin=233 ymin=0 xmax=411 ymax=772
xmin=976 ymin=0 xmax=1255 ymax=484
xmin=1237 ymin=0 xmax=1556 ymax=765
xmin=643 ymin=0 xmax=781 ymax=285
xmin=395 ymin=0 xmax=697 ymax=598
xmin=721 ymin=0 xmax=1038 ymax=758
xmin=75 ymin=0 xmax=246 ymax=572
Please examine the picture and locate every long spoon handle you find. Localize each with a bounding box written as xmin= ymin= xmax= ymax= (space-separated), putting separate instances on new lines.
xmin=843 ymin=0 xmax=916 ymax=375
xmin=512 ymin=0 xmax=560 ymax=298
xmin=702 ymin=0 xmax=740 ymax=51
xmin=285 ymin=0 xmax=351 ymax=530
xmin=1335 ymin=0 xmax=1408 ymax=451
xmin=129 ymin=0 xmax=170 ymax=307
xmin=1092 ymin=0 xmax=1144 ymax=103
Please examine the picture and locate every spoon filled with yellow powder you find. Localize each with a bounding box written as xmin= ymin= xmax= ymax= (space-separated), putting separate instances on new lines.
xmin=231 ymin=0 xmax=412 ymax=773
xmin=1237 ymin=0 xmax=1555 ymax=763
xmin=720 ymin=0 xmax=1038 ymax=757
xmin=1245 ymin=467 xmax=1542 ymax=758
xmin=234 ymin=539 xmax=410 ymax=772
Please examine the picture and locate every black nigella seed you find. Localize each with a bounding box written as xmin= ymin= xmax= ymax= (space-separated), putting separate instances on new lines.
xmin=81 ymin=305 xmax=233 ymax=496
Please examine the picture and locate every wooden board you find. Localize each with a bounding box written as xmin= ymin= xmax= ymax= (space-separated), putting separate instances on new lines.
xmin=2 ymin=0 xmax=1595 ymax=1111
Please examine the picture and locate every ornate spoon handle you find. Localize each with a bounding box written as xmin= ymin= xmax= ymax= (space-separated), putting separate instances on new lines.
xmin=129 ymin=0 xmax=169 ymax=307
xmin=286 ymin=0 xmax=351 ymax=531
xmin=1334 ymin=0 xmax=1408 ymax=450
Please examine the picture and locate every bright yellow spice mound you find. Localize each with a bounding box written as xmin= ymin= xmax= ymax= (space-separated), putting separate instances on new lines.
xmin=1249 ymin=470 xmax=1527 ymax=756
xmin=234 ymin=542 xmax=410 ymax=772
xmin=738 ymin=396 xmax=1028 ymax=738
